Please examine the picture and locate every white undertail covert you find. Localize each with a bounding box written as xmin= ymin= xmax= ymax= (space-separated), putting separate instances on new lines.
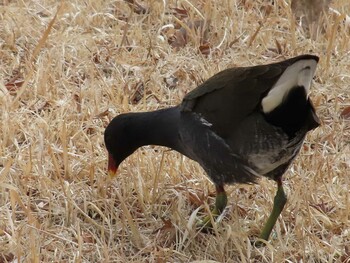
xmin=261 ymin=58 xmax=318 ymax=113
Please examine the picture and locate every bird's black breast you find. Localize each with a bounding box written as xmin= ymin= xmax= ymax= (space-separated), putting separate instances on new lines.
xmin=178 ymin=112 xmax=259 ymax=185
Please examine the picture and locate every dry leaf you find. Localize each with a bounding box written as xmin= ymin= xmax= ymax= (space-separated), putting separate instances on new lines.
xmin=187 ymin=190 xmax=205 ymax=207
xmin=169 ymin=20 xmax=210 ymax=50
xmin=274 ymin=39 xmax=283 ymax=54
xmin=261 ymin=4 xmax=273 ymax=17
xmin=92 ymin=52 xmax=101 ymax=64
xmin=34 ymin=101 xmax=52 ymax=114
xmin=124 ymin=0 xmax=148 ymax=15
xmin=154 ymin=218 xmax=177 ymax=247
xmin=236 ymin=204 xmax=249 ymax=217
xmin=240 ymin=0 xmax=253 ymax=10
xmin=5 ymin=75 xmax=24 ymax=95
xmin=199 ymin=43 xmax=211 ymax=55
xmin=95 ymin=109 xmax=109 ymax=119
xmin=159 ymin=218 xmax=173 ymax=231
xmin=171 ymin=7 xmax=189 ymax=20
xmin=82 ymin=231 xmax=95 ymax=244
xmin=340 ymin=106 xmax=350 ymax=119
xmin=310 ymin=200 xmax=335 ymax=214
xmin=0 ymin=253 xmax=15 ymax=263
xmin=130 ymin=81 xmax=145 ymax=104
xmin=73 ymin=93 xmax=81 ymax=112
xmin=169 ymin=28 xmax=188 ymax=49
xmin=340 ymin=245 xmax=350 ymax=263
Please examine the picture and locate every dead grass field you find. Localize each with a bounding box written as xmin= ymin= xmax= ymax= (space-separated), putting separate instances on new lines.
xmin=0 ymin=0 xmax=349 ymax=262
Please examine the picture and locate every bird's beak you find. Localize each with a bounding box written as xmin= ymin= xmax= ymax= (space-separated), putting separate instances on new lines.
xmin=108 ymin=153 xmax=118 ymax=178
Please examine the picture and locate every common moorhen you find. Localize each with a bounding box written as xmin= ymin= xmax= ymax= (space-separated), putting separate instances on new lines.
xmin=104 ymin=54 xmax=320 ymax=241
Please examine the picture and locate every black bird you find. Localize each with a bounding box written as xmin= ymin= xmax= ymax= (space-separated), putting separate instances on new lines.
xmin=104 ymin=55 xmax=320 ymax=241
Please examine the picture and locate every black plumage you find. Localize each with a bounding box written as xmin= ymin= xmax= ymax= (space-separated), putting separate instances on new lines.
xmin=104 ymin=54 xmax=320 ymax=241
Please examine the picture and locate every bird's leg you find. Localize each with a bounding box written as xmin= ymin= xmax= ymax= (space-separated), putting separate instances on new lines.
xmin=259 ymin=177 xmax=287 ymax=241
xmin=213 ymin=185 xmax=228 ymax=215
xmin=199 ymin=185 xmax=227 ymax=229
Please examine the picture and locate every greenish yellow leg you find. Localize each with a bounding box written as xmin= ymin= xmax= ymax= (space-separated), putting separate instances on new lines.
xmin=259 ymin=178 xmax=287 ymax=241
xmin=199 ymin=185 xmax=227 ymax=228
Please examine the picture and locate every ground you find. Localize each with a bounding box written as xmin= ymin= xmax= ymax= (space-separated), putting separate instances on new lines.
xmin=0 ymin=0 xmax=349 ymax=262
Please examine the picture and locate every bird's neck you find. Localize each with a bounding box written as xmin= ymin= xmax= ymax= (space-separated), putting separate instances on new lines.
xmin=127 ymin=106 xmax=182 ymax=152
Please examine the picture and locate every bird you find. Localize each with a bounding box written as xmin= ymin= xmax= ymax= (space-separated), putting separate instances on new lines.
xmin=104 ymin=54 xmax=320 ymax=241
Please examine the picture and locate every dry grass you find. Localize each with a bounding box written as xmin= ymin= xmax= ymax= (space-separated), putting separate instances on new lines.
xmin=0 ymin=0 xmax=349 ymax=262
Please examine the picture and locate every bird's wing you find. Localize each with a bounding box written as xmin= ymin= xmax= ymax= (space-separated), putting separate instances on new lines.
xmin=180 ymin=64 xmax=283 ymax=138
xmin=180 ymin=54 xmax=319 ymax=138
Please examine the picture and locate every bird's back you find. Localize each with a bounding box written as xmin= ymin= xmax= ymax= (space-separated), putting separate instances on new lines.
xmin=178 ymin=55 xmax=320 ymax=185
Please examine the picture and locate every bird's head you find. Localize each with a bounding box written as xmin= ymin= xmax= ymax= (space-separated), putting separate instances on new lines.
xmin=104 ymin=114 xmax=140 ymax=178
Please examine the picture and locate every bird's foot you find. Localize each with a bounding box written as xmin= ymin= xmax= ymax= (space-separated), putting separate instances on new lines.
xmin=196 ymin=208 xmax=218 ymax=233
xmin=196 ymin=189 xmax=227 ymax=232
xmin=197 ymin=216 xmax=214 ymax=233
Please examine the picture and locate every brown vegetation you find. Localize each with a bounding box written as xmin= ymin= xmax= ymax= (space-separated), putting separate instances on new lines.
xmin=0 ymin=0 xmax=349 ymax=262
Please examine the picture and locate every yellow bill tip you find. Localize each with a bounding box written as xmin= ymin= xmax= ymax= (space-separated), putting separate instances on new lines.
xmin=108 ymin=154 xmax=118 ymax=178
